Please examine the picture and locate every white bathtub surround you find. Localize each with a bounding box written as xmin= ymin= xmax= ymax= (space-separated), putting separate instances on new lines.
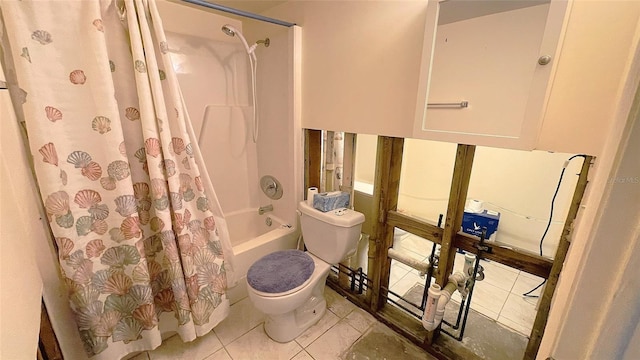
xmin=183 ymin=97 xmax=238 ymax=288
xmin=198 ymin=105 xmax=260 ymax=215
xmin=171 ymin=17 xmax=302 ymax=227
xmin=223 ymin=209 xmax=298 ymax=304
xmin=164 ymin=11 xmax=304 ymax=311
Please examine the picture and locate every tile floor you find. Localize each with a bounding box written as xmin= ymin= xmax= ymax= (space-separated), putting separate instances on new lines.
xmin=126 ymin=232 xmax=539 ymax=360
xmin=127 ymin=286 xmax=434 ymax=360
xmin=389 ymin=232 xmax=544 ymax=336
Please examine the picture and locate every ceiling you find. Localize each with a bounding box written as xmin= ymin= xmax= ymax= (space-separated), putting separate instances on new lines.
xmin=438 ymin=0 xmax=552 ymax=25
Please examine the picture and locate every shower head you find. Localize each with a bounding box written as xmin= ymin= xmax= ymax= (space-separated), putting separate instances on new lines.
xmin=221 ymin=24 xmax=269 ymax=56
xmin=221 ymin=25 xmax=236 ymax=37
xmin=221 ymin=24 xmax=253 ymax=55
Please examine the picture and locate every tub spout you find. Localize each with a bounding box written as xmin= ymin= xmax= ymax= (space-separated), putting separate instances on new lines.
xmin=258 ymin=204 xmax=273 ymax=215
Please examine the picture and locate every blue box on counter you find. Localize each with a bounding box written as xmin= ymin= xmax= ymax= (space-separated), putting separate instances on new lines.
xmin=313 ymin=191 xmax=350 ymax=212
xmin=461 ymin=210 xmax=500 ymax=240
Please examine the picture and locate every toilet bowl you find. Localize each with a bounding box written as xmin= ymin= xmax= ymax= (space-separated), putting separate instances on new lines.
xmin=247 ymin=251 xmax=330 ymax=342
xmin=246 ymin=201 xmax=365 ymax=343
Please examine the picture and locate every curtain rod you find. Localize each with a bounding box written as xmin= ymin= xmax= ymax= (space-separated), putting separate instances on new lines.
xmin=181 ymin=0 xmax=296 ymax=27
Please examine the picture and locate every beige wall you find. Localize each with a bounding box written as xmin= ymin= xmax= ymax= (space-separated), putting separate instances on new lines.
xmin=262 ymin=1 xmax=428 ymax=137
xmin=539 ymin=6 xmax=640 ymax=357
xmin=1 ymin=1 xmax=635 ymax=358
xmin=259 ymin=3 xmax=639 ymax=357
xmin=355 ymin=133 xmax=580 ymax=254
xmin=537 ymin=0 xmax=640 ymax=155
xmin=261 ymin=0 xmax=639 ymax=156
xmin=564 ymin=85 xmax=639 ymax=359
xmin=0 ymin=75 xmax=43 ymax=360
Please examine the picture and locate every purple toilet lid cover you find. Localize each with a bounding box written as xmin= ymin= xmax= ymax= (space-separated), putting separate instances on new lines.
xmin=247 ymin=249 xmax=315 ymax=294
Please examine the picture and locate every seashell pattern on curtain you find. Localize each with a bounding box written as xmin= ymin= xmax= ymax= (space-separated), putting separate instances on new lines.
xmin=1 ymin=0 xmax=233 ymax=358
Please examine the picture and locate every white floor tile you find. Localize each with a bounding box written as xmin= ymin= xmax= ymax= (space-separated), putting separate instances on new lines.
xmin=291 ymin=350 xmax=314 ymax=360
xmin=295 ymin=309 xmax=339 ymax=348
xmin=511 ymin=273 xmax=545 ymax=297
xmin=389 ymin=272 xmax=423 ymax=298
xmin=343 ymin=308 xmax=378 ymax=333
xmin=325 ymin=286 xmax=357 ymax=318
xmin=480 ymin=260 xmax=519 ymax=292
xmin=469 ymin=302 xmax=499 ymax=320
xmin=214 ymin=297 xmax=265 ymax=345
xmin=225 ymin=326 xmax=302 ymax=360
xmin=390 ymin=262 xmax=410 ymax=286
xmin=305 ymin=319 xmax=362 ymax=360
xmin=148 ymin=331 xmax=222 ymax=360
xmin=467 ymin=280 xmax=510 ymax=315
xmin=499 ymin=293 xmax=537 ymax=327
xmin=448 ymin=294 xmax=499 ymax=320
xmin=497 ymin=315 xmax=532 ymax=337
xmin=204 ymin=348 xmax=232 ymax=360
xmin=522 ymin=295 xmax=539 ymax=307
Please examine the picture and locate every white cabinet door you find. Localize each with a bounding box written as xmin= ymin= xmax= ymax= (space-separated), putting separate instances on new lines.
xmin=413 ymin=0 xmax=571 ymax=150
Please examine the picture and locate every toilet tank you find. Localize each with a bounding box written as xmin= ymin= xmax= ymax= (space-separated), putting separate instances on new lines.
xmin=298 ymin=201 xmax=365 ymax=264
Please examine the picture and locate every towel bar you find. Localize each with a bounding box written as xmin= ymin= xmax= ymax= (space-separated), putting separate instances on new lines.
xmin=427 ymin=101 xmax=469 ymax=108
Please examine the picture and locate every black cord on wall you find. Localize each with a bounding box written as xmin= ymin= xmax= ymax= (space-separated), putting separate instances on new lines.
xmin=523 ymin=154 xmax=586 ymax=298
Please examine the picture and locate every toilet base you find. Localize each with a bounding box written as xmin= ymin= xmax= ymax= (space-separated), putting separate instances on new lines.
xmin=263 ymin=294 xmax=327 ymax=342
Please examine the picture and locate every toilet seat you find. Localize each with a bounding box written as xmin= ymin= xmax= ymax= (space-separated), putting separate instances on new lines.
xmin=247 ymin=249 xmax=315 ymax=297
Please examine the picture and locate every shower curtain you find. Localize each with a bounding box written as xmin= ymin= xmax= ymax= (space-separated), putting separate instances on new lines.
xmin=0 ymin=0 xmax=235 ymax=358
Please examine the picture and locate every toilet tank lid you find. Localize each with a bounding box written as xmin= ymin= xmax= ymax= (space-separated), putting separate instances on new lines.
xmin=299 ymin=201 xmax=365 ymax=227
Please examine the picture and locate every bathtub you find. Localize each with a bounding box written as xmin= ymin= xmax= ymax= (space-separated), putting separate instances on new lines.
xmin=224 ymin=208 xmax=299 ymax=304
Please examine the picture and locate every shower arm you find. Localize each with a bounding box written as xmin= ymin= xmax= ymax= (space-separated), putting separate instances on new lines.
xmin=256 ymin=38 xmax=270 ymax=47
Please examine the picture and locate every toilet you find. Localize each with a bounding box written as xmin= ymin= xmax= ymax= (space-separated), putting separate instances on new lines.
xmin=246 ymin=201 xmax=365 ymax=342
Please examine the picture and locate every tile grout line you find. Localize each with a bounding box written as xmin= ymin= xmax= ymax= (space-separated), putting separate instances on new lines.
xmin=216 ymin=347 xmax=232 ymax=360
xmin=222 ymin=321 xmax=265 ymax=354
xmin=303 ymin=307 xmax=367 ymax=360
xmin=298 ymin=306 xmax=355 ymax=351
xmin=496 ymin=271 xmax=520 ymax=318
xmin=208 ymin=329 xmax=225 ymax=360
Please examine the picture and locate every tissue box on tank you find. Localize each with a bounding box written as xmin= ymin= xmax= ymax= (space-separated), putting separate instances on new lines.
xmin=461 ymin=210 xmax=500 ymax=240
xmin=313 ymin=192 xmax=350 ymax=212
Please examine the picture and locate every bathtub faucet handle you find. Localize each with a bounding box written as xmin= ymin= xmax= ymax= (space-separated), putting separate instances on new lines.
xmin=265 ymin=182 xmax=277 ymax=197
xmin=258 ymin=204 xmax=273 ymax=215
